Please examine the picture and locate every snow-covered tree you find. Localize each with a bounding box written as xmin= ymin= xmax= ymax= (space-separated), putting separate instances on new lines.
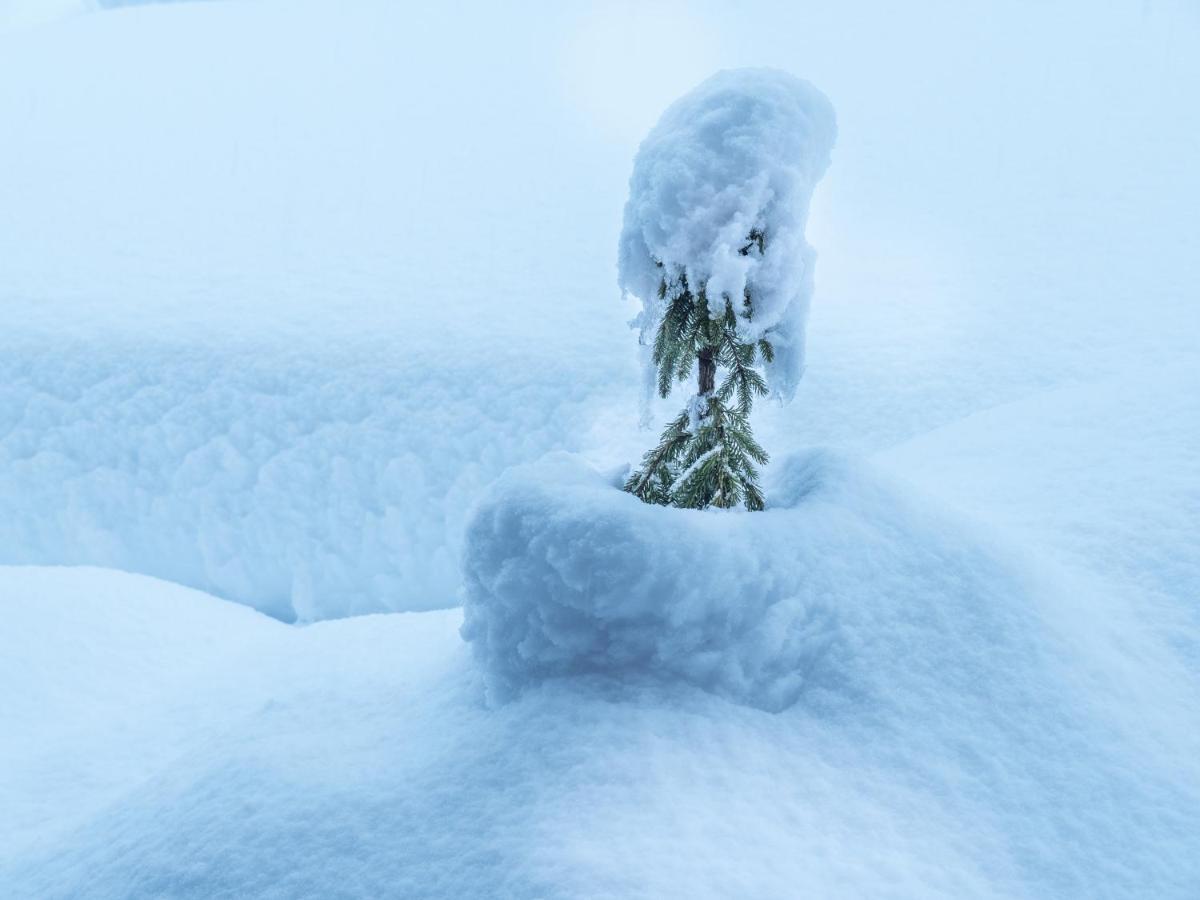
xmin=624 ymin=236 xmax=772 ymax=510
xmin=619 ymin=69 xmax=836 ymax=510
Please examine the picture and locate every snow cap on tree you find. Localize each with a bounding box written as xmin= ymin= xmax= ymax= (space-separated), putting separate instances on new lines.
xmin=619 ymin=68 xmax=836 ymax=402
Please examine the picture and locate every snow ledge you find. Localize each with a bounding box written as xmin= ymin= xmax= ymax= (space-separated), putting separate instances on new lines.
xmin=461 ymin=449 xmax=1044 ymax=712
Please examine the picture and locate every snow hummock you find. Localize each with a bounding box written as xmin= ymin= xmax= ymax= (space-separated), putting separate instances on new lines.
xmin=878 ymin=363 xmax=1200 ymax=664
xmin=618 ymin=68 xmax=836 ymax=401
xmin=460 ymin=449 xmax=1155 ymax=720
xmin=7 ymin=528 xmax=1200 ymax=898
xmin=0 ymin=336 xmax=624 ymax=621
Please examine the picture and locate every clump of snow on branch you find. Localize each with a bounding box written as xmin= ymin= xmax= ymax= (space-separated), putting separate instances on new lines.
xmin=618 ymin=68 xmax=836 ymax=401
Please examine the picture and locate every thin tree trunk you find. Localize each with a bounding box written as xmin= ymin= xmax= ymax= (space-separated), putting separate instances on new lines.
xmin=698 ymin=347 xmax=716 ymax=395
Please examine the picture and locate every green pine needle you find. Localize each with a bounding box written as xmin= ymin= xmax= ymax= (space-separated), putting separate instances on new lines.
xmin=625 ymin=233 xmax=775 ymax=511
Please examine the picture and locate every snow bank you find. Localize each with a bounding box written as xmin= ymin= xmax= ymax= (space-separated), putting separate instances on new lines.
xmin=0 ymin=337 xmax=624 ymax=621
xmin=464 ymin=449 xmax=1049 ymax=711
xmin=619 ymin=68 xmax=836 ymax=400
xmin=879 ymin=364 xmax=1200 ymax=663
xmin=0 ymin=566 xmax=285 ymax=862
xmin=8 ymin=539 xmax=1199 ymax=898
xmin=0 ymin=2 xmax=638 ymax=620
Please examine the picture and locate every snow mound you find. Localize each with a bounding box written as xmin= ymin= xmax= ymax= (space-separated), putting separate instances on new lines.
xmin=0 ymin=566 xmax=286 ymax=862
xmin=7 ymin=553 xmax=1198 ymax=898
xmin=618 ymin=68 xmax=836 ymax=400
xmin=464 ymin=449 xmax=1049 ymax=712
xmin=877 ymin=364 xmax=1200 ymax=675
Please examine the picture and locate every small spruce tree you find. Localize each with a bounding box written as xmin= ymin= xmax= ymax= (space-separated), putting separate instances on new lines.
xmin=625 ymin=229 xmax=772 ymax=511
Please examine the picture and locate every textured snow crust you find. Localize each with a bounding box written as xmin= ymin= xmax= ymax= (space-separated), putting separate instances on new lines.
xmin=0 ymin=0 xmax=639 ymax=619
xmin=618 ymin=68 xmax=836 ymax=400
xmin=0 ymin=336 xmax=622 ymax=621
xmin=461 ymin=449 xmax=1121 ymax=714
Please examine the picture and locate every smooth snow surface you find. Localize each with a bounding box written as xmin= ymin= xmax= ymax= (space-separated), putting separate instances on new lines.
xmin=879 ymin=364 xmax=1200 ymax=666
xmin=0 ymin=0 xmax=190 ymax=32
xmin=4 ymin=563 xmax=1198 ymax=898
xmin=0 ymin=567 xmax=283 ymax=860
xmin=618 ymin=68 xmax=835 ymax=400
xmin=0 ymin=0 xmax=86 ymax=31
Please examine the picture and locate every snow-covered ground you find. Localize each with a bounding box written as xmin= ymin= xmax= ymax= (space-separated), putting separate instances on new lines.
xmin=4 ymin=556 xmax=1197 ymax=898
xmin=2 ymin=0 xmax=1198 ymax=896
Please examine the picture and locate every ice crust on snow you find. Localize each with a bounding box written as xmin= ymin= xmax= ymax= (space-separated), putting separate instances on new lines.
xmin=464 ymin=449 xmax=1044 ymax=712
xmin=618 ymin=68 xmax=836 ymax=401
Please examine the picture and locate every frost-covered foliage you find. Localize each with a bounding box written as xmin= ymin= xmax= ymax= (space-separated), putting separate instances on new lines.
xmin=464 ymin=450 xmax=1038 ymax=711
xmin=619 ymin=69 xmax=835 ymax=510
xmin=623 ymin=269 xmax=773 ymax=510
xmin=619 ymin=68 xmax=836 ymax=403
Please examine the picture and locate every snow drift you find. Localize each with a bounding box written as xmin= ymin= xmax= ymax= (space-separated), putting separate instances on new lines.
xmin=8 ymin=538 xmax=1198 ymax=898
xmin=0 ymin=337 xmax=621 ymax=621
xmin=0 ymin=2 xmax=644 ymax=620
xmin=464 ymin=449 xmax=1055 ymax=712
xmin=618 ymin=68 xmax=836 ymax=401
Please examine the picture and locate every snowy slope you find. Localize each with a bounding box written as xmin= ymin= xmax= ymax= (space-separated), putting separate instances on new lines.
xmin=4 ymin=512 xmax=1199 ymax=899
xmin=2 ymin=0 xmax=1198 ymax=618
xmin=880 ymin=363 xmax=1200 ymax=667
xmin=0 ymin=567 xmax=286 ymax=860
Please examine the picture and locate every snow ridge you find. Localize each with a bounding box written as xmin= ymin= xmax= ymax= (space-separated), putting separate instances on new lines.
xmin=463 ymin=449 xmax=1052 ymax=713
